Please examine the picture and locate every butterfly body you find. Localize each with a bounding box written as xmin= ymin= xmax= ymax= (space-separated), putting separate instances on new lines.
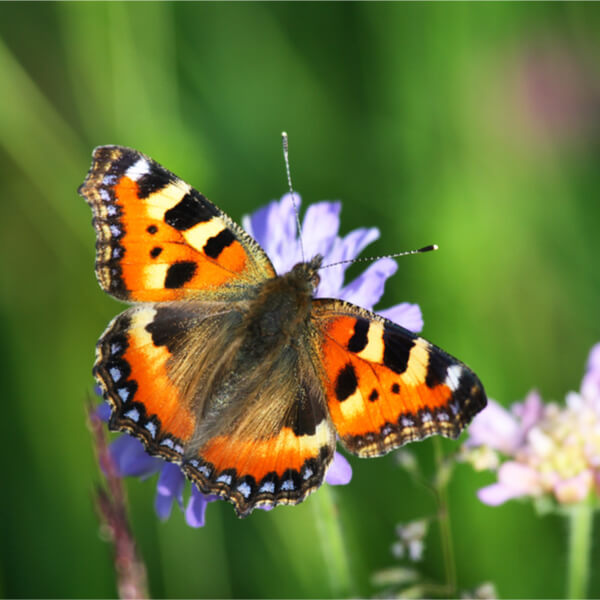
xmin=81 ymin=146 xmax=486 ymax=517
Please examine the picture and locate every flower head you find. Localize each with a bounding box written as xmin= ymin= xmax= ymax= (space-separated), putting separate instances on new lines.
xmin=97 ymin=194 xmax=423 ymax=525
xmin=464 ymin=343 xmax=600 ymax=507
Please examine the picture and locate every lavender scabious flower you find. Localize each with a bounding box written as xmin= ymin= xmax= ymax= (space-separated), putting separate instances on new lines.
xmin=99 ymin=194 xmax=422 ymax=525
xmin=243 ymin=194 xmax=423 ymax=331
xmin=463 ymin=343 xmax=600 ymax=506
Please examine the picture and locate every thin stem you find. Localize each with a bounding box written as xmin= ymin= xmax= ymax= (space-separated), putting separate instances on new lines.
xmin=88 ymin=402 xmax=150 ymax=599
xmin=432 ymin=438 xmax=457 ymax=595
xmin=311 ymin=485 xmax=354 ymax=598
xmin=566 ymin=501 xmax=594 ymax=599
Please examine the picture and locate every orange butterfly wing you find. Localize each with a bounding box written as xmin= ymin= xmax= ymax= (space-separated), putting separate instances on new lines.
xmin=96 ymin=300 xmax=336 ymax=517
xmin=79 ymin=146 xmax=275 ymax=302
xmin=312 ymin=299 xmax=486 ymax=457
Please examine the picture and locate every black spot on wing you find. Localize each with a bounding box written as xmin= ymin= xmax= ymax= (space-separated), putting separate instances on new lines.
xmin=101 ymin=148 xmax=138 ymax=179
xmin=204 ymin=229 xmax=236 ymax=259
xmin=368 ymin=389 xmax=379 ymax=402
xmin=145 ymin=306 xmax=191 ymax=353
xmin=150 ymin=246 xmax=162 ymax=259
xmin=147 ymin=224 xmax=158 ymax=234
xmin=164 ymin=261 xmax=197 ymax=288
xmin=425 ymin=350 xmax=449 ymax=389
xmin=382 ymin=325 xmax=414 ymax=374
xmin=287 ymin=381 xmax=327 ymax=437
xmin=391 ymin=383 xmax=400 ymax=394
xmin=348 ymin=318 xmax=369 ymax=353
xmin=453 ymin=368 xmax=487 ymax=418
xmin=136 ymin=166 xmax=174 ymax=199
xmin=164 ymin=190 xmax=218 ymax=231
xmin=335 ymin=363 xmax=358 ymax=401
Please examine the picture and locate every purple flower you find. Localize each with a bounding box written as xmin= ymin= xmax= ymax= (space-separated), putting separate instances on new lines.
xmin=98 ymin=194 xmax=423 ymax=524
xmin=463 ymin=343 xmax=600 ymax=506
xmin=243 ymin=194 xmax=423 ymax=333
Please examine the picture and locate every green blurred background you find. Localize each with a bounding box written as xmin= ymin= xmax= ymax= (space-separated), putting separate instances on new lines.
xmin=1 ymin=2 xmax=600 ymax=598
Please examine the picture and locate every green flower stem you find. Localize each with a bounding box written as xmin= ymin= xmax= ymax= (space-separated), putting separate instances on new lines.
xmin=566 ymin=501 xmax=594 ymax=599
xmin=433 ymin=438 xmax=457 ymax=596
xmin=311 ymin=485 xmax=354 ymax=598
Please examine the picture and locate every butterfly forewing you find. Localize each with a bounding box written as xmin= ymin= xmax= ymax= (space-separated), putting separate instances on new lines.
xmin=79 ymin=146 xmax=275 ymax=302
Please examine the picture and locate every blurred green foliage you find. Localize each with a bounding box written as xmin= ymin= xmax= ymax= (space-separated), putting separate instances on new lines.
xmin=1 ymin=3 xmax=600 ymax=598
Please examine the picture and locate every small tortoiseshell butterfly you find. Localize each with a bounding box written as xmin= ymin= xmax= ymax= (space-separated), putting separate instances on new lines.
xmin=80 ymin=146 xmax=486 ymax=517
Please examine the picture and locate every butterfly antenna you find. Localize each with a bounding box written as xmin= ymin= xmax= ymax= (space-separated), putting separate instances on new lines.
xmin=282 ymin=132 xmax=305 ymax=263
xmin=321 ymin=244 xmax=438 ymax=269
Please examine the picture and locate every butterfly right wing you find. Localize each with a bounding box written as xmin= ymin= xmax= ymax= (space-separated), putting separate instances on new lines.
xmin=79 ymin=146 xmax=275 ymax=303
xmin=312 ymin=299 xmax=487 ymax=458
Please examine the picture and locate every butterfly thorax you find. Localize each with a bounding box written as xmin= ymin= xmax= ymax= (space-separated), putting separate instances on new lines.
xmin=241 ymin=255 xmax=323 ymax=358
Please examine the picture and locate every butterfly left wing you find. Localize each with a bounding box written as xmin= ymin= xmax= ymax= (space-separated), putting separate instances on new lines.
xmin=96 ymin=299 xmax=336 ymax=517
xmin=312 ymin=299 xmax=486 ymax=457
xmin=79 ymin=146 xmax=275 ymax=303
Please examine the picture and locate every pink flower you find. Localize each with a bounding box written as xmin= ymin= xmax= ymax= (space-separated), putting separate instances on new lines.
xmin=464 ymin=344 xmax=600 ymax=507
xmin=465 ymin=391 xmax=543 ymax=456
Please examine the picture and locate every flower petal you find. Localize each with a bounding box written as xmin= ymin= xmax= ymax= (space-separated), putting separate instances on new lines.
xmin=301 ymin=201 xmax=341 ymax=261
xmin=185 ymin=486 xmax=214 ymax=528
xmin=477 ymin=482 xmax=524 ymax=506
xmin=317 ymin=227 xmax=380 ymax=298
xmin=325 ymin=452 xmax=352 ymax=485
xmin=241 ymin=202 xmax=277 ymax=250
xmin=512 ymin=390 xmax=544 ymax=436
xmin=244 ymin=194 xmax=303 ymax=273
xmin=581 ymin=343 xmax=600 ymax=400
xmin=155 ymin=463 xmax=185 ymax=520
xmin=96 ymin=401 xmax=112 ymax=423
xmin=184 ymin=494 xmax=207 ymax=528
xmin=465 ymin=400 xmax=521 ymax=455
xmin=498 ymin=461 xmax=542 ymax=495
xmin=109 ymin=435 xmax=162 ymax=478
xmin=554 ymin=470 xmax=593 ymax=504
xmin=339 ymin=257 xmax=397 ymax=309
xmin=378 ymin=303 xmax=423 ymax=333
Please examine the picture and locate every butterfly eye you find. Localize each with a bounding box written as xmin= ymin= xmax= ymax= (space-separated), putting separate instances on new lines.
xmin=312 ymin=272 xmax=321 ymax=289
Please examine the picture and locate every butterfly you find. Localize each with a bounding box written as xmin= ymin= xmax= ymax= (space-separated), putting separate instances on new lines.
xmin=80 ymin=145 xmax=487 ymax=517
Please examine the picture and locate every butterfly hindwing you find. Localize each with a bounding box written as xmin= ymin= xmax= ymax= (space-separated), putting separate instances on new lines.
xmin=183 ymin=374 xmax=336 ymax=517
xmin=79 ymin=146 xmax=275 ymax=302
xmin=96 ymin=300 xmax=336 ymax=517
xmin=312 ymin=299 xmax=486 ymax=457
xmin=96 ymin=303 xmax=215 ymax=461
xmin=182 ymin=339 xmax=336 ymax=516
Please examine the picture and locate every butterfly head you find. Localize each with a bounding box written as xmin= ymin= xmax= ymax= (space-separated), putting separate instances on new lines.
xmin=290 ymin=254 xmax=323 ymax=292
